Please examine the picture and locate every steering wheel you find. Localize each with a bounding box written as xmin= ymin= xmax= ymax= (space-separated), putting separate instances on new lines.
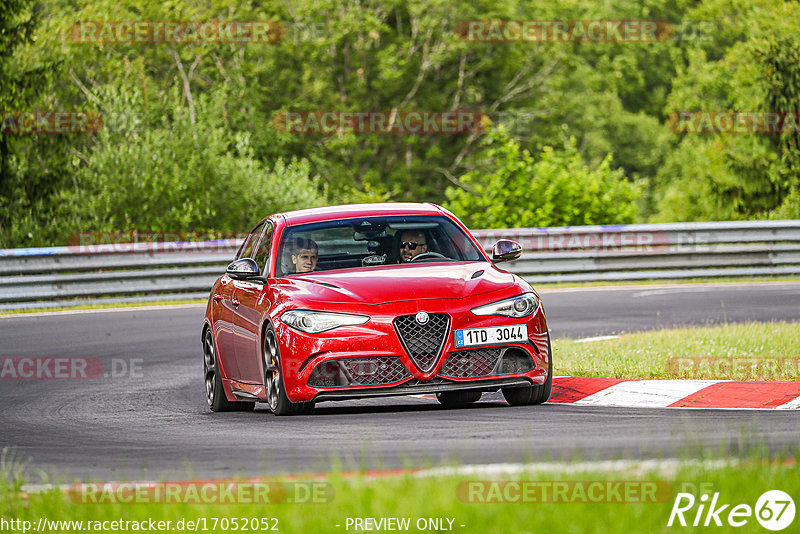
xmin=409 ymin=251 xmax=447 ymax=262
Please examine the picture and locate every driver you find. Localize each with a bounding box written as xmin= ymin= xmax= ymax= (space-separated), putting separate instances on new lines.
xmin=398 ymin=230 xmax=428 ymax=262
xmin=291 ymin=237 xmax=319 ymax=273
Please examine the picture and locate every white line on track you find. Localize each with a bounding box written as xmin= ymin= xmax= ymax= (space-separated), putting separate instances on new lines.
xmin=0 ymin=303 xmax=205 ymax=319
xmin=538 ymin=281 xmax=800 ymax=294
xmin=415 ymin=458 xmax=737 ymax=479
xmin=574 ymin=335 xmax=620 ymax=343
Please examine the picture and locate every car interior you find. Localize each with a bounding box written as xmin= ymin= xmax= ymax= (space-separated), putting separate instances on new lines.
xmin=276 ymin=217 xmax=479 ymax=276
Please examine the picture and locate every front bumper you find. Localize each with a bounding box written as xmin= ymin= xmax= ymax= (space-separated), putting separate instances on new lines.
xmin=274 ymin=298 xmax=549 ymax=403
xmin=311 ymin=376 xmax=533 ymax=403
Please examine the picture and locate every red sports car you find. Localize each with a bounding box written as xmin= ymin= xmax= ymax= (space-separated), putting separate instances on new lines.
xmin=202 ymin=203 xmax=551 ymax=415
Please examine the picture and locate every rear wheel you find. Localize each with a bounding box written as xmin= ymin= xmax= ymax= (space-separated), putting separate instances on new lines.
xmin=502 ymin=333 xmax=553 ymax=406
xmin=263 ymin=327 xmax=314 ymax=416
xmin=436 ymin=390 xmax=482 ymax=406
xmin=203 ymin=329 xmax=255 ymax=412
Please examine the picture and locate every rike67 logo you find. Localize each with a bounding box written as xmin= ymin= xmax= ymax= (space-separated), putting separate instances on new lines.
xmin=668 ymin=490 xmax=795 ymax=531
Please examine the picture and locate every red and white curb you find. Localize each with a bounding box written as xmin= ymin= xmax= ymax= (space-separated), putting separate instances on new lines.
xmin=550 ymin=377 xmax=800 ymax=409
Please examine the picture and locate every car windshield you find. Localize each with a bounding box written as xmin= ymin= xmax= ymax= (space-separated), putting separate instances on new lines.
xmin=277 ymin=215 xmax=484 ymax=276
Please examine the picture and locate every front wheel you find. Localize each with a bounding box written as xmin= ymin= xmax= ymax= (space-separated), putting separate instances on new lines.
xmin=263 ymin=327 xmax=314 ymax=416
xmin=502 ymin=333 xmax=553 ymax=406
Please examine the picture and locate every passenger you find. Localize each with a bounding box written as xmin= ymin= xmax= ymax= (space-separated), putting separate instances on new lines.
xmin=398 ymin=230 xmax=428 ymax=262
xmin=291 ymin=237 xmax=319 ymax=273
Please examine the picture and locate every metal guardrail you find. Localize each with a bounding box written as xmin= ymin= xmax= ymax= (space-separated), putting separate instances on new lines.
xmin=471 ymin=220 xmax=800 ymax=283
xmin=1 ymin=220 xmax=798 ymax=310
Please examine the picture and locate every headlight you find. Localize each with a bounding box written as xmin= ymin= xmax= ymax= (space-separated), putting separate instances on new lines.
xmin=470 ymin=293 xmax=539 ymax=318
xmin=280 ymin=310 xmax=369 ymax=333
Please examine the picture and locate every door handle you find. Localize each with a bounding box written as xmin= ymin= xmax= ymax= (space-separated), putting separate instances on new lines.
xmin=232 ymin=297 xmax=240 ymax=307
xmin=213 ymin=294 xmax=224 ymax=302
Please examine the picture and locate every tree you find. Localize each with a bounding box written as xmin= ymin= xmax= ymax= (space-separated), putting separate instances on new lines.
xmin=0 ymin=0 xmax=64 ymax=246
xmin=445 ymin=126 xmax=637 ymax=228
xmin=54 ymin=86 xmax=326 ymax=241
xmin=651 ymin=0 xmax=800 ymax=221
xmin=0 ymin=0 xmax=39 ymax=187
xmin=758 ymin=37 xmax=800 ymax=218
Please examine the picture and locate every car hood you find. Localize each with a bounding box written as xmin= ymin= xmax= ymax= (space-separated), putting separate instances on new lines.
xmin=277 ymin=262 xmax=516 ymax=305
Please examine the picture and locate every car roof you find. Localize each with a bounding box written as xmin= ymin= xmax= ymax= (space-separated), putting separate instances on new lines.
xmin=279 ymin=203 xmax=446 ymax=226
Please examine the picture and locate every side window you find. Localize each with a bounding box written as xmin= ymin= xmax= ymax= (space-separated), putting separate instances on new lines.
xmin=236 ymin=222 xmax=265 ymax=261
xmin=252 ymin=222 xmax=274 ymax=275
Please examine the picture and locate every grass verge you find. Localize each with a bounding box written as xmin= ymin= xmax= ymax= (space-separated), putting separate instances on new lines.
xmin=2 ymin=456 xmax=797 ymax=533
xmin=554 ymin=322 xmax=800 ymax=380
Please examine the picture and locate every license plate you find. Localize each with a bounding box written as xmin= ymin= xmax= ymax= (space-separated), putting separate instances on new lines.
xmin=454 ymin=324 xmax=527 ymax=348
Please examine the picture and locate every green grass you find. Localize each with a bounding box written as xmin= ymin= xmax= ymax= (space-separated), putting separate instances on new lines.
xmin=554 ymin=322 xmax=800 ymax=380
xmin=2 ymin=455 xmax=798 ymax=534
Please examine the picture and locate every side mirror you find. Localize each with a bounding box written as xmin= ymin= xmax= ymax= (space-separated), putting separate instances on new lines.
xmin=226 ymin=258 xmax=260 ymax=279
xmin=491 ymin=239 xmax=523 ymax=263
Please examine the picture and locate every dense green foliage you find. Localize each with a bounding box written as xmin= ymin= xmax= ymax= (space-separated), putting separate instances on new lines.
xmin=446 ymin=127 xmax=637 ymax=228
xmin=60 ymin=89 xmax=325 ymax=238
xmin=653 ymin=0 xmax=800 ymax=221
xmin=1 ymin=0 xmax=798 ymax=246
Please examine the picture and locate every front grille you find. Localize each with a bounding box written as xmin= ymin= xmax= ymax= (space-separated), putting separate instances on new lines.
xmin=307 ymin=357 xmax=411 ymax=388
xmin=441 ymin=347 xmax=534 ymax=378
xmin=393 ymin=313 xmax=450 ymax=372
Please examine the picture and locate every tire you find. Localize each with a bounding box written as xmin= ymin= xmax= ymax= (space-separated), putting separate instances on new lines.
xmin=502 ymin=333 xmax=553 ymax=406
xmin=203 ymin=328 xmax=255 ymax=412
xmin=263 ymin=326 xmax=315 ymax=416
xmin=436 ymin=390 xmax=482 ymax=406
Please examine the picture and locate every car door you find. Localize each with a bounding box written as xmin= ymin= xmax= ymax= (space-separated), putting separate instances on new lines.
xmin=232 ymin=221 xmax=274 ymax=383
xmin=212 ymin=275 xmax=240 ymax=379
xmin=217 ymin=222 xmax=263 ymax=381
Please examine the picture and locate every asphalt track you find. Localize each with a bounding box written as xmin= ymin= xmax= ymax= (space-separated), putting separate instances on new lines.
xmin=0 ymin=282 xmax=799 ymax=481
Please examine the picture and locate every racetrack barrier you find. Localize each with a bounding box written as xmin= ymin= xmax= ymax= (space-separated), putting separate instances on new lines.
xmin=1 ymin=220 xmax=798 ymax=310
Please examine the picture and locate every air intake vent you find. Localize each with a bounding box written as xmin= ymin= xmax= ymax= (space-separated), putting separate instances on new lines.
xmin=441 ymin=348 xmax=533 ymax=378
xmin=308 ymin=357 xmax=411 ymax=388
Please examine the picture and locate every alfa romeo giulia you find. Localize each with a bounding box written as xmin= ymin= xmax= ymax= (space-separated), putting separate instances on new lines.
xmin=202 ymin=203 xmax=551 ymax=415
